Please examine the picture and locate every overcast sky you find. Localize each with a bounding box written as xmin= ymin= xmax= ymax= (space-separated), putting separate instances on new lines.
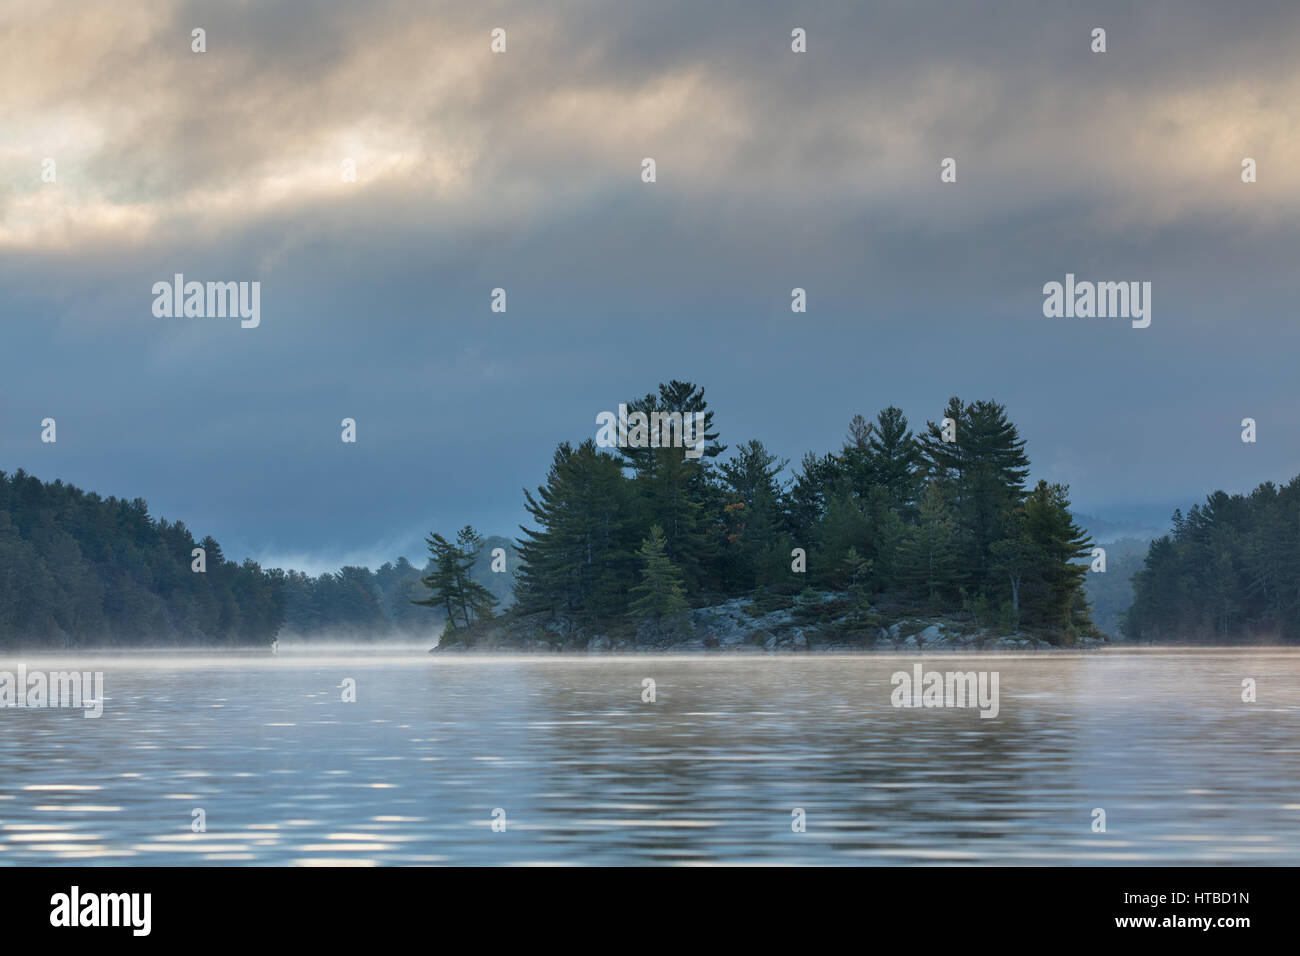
xmin=2 ymin=0 xmax=1299 ymax=573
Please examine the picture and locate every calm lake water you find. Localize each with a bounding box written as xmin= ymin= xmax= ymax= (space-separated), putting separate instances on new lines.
xmin=1 ymin=648 xmax=1298 ymax=865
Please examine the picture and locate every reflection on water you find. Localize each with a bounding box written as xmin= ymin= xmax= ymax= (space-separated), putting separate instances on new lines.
xmin=1 ymin=649 xmax=1298 ymax=865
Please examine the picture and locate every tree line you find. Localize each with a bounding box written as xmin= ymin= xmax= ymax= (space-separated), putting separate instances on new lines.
xmin=425 ymin=381 xmax=1098 ymax=643
xmin=0 ymin=467 xmax=512 ymax=648
xmin=1125 ymin=479 xmax=1300 ymax=642
xmin=12 ymin=384 xmax=1296 ymax=649
xmin=0 ymin=469 xmax=281 ymax=647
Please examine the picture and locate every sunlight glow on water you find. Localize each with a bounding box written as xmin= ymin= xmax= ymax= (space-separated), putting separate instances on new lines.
xmin=1 ymin=649 xmax=1298 ymax=865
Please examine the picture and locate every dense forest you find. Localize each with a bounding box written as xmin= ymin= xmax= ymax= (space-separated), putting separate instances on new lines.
xmin=0 ymin=468 xmax=512 ymax=649
xmin=428 ymin=380 xmax=1100 ymax=647
xmin=1125 ymin=479 xmax=1300 ymax=643
xmin=0 ymin=469 xmax=281 ymax=648
xmin=17 ymin=380 xmax=1291 ymax=651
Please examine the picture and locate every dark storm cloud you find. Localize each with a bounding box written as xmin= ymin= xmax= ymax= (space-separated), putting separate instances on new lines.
xmin=1 ymin=0 xmax=1298 ymax=568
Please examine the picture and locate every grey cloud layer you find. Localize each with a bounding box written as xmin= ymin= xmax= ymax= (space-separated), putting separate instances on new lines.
xmin=1 ymin=0 xmax=1297 ymax=565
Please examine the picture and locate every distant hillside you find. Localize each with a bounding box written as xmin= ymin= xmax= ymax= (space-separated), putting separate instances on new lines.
xmin=0 ymin=467 xmax=516 ymax=648
xmin=1070 ymin=513 xmax=1162 ymax=641
xmin=1081 ymin=537 xmax=1149 ymax=640
xmin=0 ymin=468 xmax=281 ymax=649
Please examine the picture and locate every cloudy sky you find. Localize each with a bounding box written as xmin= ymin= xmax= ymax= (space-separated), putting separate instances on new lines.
xmin=2 ymin=0 xmax=1298 ymax=572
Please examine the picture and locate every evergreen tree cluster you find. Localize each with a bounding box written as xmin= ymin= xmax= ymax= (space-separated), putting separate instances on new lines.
xmin=503 ymin=382 xmax=1096 ymax=638
xmin=0 ymin=467 xmax=515 ymax=647
xmin=1126 ymin=480 xmax=1300 ymax=642
xmin=0 ymin=468 xmax=281 ymax=648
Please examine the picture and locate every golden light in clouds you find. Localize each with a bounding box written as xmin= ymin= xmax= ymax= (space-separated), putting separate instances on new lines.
xmin=2 ymin=0 xmax=1298 ymax=252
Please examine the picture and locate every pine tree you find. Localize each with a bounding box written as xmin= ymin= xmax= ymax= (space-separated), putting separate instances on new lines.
xmin=618 ymin=380 xmax=725 ymax=475
xmin=899 ymin=482 xmax=959 ymax=605
xmin=514 ymin=440 xmax=639 ymax=622
xmin=866 ymin=406 xmax=920 ymax=516
xmin=628 ymin=525 xmax=690 ymax=624
xmin=815 ymin=489 xmax=871 ymax=589
xmin=634 ymin=441 xmax=715 ymax=592
xmin=453 ymin=526 xmax=499 ymax=627
xmin=413 ymin=527 xmax=497 ymax=637
xmin=787 ymin=451 xmax=842 ymax=543
xmin=994 ymin=481 xmax=1092 ymax=630
xmin=413 ymin=533 xmax=463 ymax=629
xmin=918 ymin=398 xmax=1030 ymax=596
xmin=618 ymin=381 xmax=725 ymax=593
xmin=718 ymin=439 xmax=789 ymax=592
xmin=840 ymin=414 xmax=875 ymax=496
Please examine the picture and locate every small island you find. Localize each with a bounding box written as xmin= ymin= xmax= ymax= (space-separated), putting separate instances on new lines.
xmin=4 ymin=379 xmax=1296 ymax=653
xmin=424 ymin=380 xmax=1105 ymax=653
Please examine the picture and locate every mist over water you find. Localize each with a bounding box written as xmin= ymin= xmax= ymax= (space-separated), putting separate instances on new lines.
xmin=2 ymin=649 xmax=1297 ymax=865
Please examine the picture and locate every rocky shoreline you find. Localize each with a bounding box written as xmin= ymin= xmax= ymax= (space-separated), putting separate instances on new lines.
xmin=433 ymin=591 xmax=1109 ymax=654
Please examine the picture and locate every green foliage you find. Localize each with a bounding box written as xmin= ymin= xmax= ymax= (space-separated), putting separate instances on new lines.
xmin=816 ymin=490 xmax=871 ymax=588
xmin=413 ymin=526 xmax=498 ymax=639
xmin=506 ymin=382 xmax=1102 ymax=641
xmin=918 ymin=398 xmax=1030 ymax=595
xmin=0 ymin=381 xmax=1136 ymax=648
xmin=718 ymin=439 xmax=790 ymax=592
xmin=0 ymin=469 xmax=282 ymax=648
xmin=0 ymin=469 xmax=513 ymax=647
xmin=787 ymin=451 xmax=840 ymax=543
xmin=514 ymin=440 xmax=639 ymax=623
xmin=1126 ymin=480 xmax=1300 ymax=642
xmin=628 ymin=525 xmax=690 ymax=624
xmin=842 ymin=546 xmax=872 ymax=606
xmin=898 ymin=482 xmax=959 ymax=603
xmin=999 ymin=600 xmax=1019 ymax=633
xmin=990 ymin=481 xmax=1093 ymax=630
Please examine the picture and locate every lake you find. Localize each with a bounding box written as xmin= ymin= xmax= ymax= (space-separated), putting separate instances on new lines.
xmin=1 ymin=648 xmax=1297 ymax=865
